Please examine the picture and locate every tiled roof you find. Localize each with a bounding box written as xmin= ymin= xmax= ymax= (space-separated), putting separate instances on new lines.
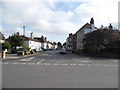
xmin=25 ymin=37 xmax=39 ymax=42
xmin=75 ymin=23 xmax=98 ymax=34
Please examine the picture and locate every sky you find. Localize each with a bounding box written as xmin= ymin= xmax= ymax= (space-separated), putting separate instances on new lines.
xmin=0 ymin=0 xmax=119 ymax=44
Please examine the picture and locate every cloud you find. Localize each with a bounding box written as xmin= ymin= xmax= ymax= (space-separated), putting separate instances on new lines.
xmin=74 ymin=0 xmax=119 ymax=28
xmin=1 ymin=0 xmax=119 ymax=43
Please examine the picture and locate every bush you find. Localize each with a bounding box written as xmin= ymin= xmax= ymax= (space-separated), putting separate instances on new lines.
xmin=2 ymin=42 xmax=11 ymax=50
xmin=76 ymin=48 xmax=84 ymax=54
xmin=22 ymin=46 xmax=30 ymax=52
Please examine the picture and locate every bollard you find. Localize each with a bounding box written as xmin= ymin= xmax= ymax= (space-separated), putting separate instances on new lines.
xmin=22 ymin=51 xmax=24 ymax=56
xmin=2 ymin=51 xmax=6 ymax=59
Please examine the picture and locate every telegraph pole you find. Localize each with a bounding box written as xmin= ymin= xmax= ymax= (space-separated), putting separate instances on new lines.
xmin=23 ymin=26 xmax=25 ymax=37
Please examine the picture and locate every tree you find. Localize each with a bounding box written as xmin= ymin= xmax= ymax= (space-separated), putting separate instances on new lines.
xmin=83 ymin=30 xmax=106 ymax=53
xmin=8 ymin=32 xmax=24 ymax=49
xmin=63 ymin=42 xmax=66 ymax=48
xmin=57 ymin=42 xmax=62 ymax=49
xmin=2 ymin=42 xmax=11 ymax=50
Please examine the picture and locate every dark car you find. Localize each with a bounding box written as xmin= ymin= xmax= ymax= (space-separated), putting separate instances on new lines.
xmin=11 ymin=48 xmax=18 ymax=54
xmin=59 ymin=48 xmax=67 ymax=54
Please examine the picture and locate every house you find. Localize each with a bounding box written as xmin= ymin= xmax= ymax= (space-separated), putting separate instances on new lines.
xmin=34 ymin=36 xmax=47 ymax=50
xmin=34 ymin=36 xmax=57 ymax=50
xmin=24 ymin=32 xmax=41 ymax=51
xmin=71 ymin=33 xmax=77 ymax=52
xmin=24 ymin=37 xmax=41 ymax=51
xmin=76 ymin=18 xmax=97 ymax=49
xmin=0 ymin=32 xmax=5 ymax=43
xmin=66 ymin=33 xmax=72 ymax=51
xmin=100 ymin=24 xmax=120 ymax=44
xmin=66 ymin=18 xmax=98 ymax=52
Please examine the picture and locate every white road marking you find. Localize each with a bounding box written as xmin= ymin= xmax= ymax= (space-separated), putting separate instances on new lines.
xmin=20 ymin=57 xmax=34 ymax=62
xmin=78 ymin=64 xmax=85 ymax=66
xmin=61 ymin=64 xmax=68 ymax=66
xmin=73 ymin=58 xmax=91 ymax=63
xmin=44 ymin=63 xmax=51 ymax=65
xmin=12 ymin=62 xmax=18 ymax=64
xmin=73 ymin=58 xmax=80 ymax=61
xmin=81 ymin=61 xmax=91 ymax=63
xmin=3 ymin=62 xmax=9 ymax=64
xmin=53 ymin=63 xmax=60 ymax=66
xmin=70 ymin=64 xmax=76 ymax=66
xmin=49 ymin=61 xmax=63 ymax=63
xmin=37 ymin=63 xmax=43 ymax=65
xmin=36 ymin=59 xmax=45 ymax=65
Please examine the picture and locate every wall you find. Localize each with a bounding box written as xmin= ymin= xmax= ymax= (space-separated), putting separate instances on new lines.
xmin=25 ymin=40 xmax=41 ymax=51
xmin=77 ymin=29 xmax=84 ymax=50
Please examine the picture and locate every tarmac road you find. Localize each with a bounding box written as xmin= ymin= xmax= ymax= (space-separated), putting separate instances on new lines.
xmin=2 ymin=50 xmax=118 ymax=88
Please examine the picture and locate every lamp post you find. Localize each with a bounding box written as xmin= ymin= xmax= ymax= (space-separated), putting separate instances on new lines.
xmin=23 ymin=26 xmax=25 ymax=37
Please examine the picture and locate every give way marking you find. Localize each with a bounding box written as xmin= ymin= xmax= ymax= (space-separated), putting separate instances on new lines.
xmin=20 ymin=57 xmax=34 ymax=62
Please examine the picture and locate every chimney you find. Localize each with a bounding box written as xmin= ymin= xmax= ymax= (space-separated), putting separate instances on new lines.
xmin=90 ymin=17 xmax=94 ymax=32
xmin=69 ymin=33 xmax=72 ymax=37
xmin=109 ymin=23 xmax=113 ymax=30
xmin=30 ymin=32 xmax=33 ymax=39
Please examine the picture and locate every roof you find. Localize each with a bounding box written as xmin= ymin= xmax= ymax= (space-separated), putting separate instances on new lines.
xmin=75 ymin=23 xmax=91 ymax=34
xmin=25 ymin=37 xmax=39 ymax=42
xmin=34 ymin=37 xmax=47 ymax=42
xmin=75 ymin=23 xmax=98 ymax=34
xmin=0 ymin=32 xmax=5 ymax=40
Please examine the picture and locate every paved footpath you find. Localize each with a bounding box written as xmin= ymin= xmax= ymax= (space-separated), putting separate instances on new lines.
xmin=1 ymin=52 xmax=42 ymax=60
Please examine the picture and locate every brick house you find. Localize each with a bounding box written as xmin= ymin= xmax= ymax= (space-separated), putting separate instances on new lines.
xmin=66 ymin=18 xmax=98 ymax=52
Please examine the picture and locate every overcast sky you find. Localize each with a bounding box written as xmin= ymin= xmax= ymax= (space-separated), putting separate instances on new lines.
xmin=0 ymin=0 xmax=119 ymax=44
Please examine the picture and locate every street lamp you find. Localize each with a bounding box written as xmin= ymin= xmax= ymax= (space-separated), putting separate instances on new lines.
xmin=23 ymin=26 xmax=25 ymax=37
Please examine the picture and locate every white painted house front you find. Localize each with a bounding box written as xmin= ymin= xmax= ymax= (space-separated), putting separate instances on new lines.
xmin=24 ymin=37 xmax=41 ymax=51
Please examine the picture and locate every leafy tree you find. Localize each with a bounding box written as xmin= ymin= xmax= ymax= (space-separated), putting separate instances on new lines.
xmin=57 ymin=42 xmax=62 ymax=49
xmin=8 ymin=32 xmax=24 ymax=49
xmin=83 ymin=29 xmax=120 ymax=53
xmin=83 ymin=30 xmax=106 ymax=53
xmin=2 ymin=42 xmax=11 ymax=50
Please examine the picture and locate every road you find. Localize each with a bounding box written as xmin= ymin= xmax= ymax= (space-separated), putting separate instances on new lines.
xmin=2 ymin=50 xmax=118 ymax=88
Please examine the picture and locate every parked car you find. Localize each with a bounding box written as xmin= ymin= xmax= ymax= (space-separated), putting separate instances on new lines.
xmin=17 ymin=47 xmax=25 ymax=55
xmin=59 ymin=48 xmax=67 ymax=54
xmin=11 ymin=48 xmax=18 ymax=54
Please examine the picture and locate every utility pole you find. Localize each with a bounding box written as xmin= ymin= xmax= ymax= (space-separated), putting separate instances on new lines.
xmin=23 ymin=26 xmax=25 ymax=37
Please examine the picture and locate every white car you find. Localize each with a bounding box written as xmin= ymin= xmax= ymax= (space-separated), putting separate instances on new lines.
xmin=59 ymin=48 xmax=67 ymax=54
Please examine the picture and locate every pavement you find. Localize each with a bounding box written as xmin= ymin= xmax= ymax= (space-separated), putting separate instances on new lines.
xmin=1 ymin=52 xmax=42 ymax=60
xmin=2 ymin=50 xmax=119 ymax=88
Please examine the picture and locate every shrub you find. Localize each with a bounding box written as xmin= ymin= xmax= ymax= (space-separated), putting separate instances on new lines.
xmin=2 ymin=42 xmax=11 ymax=51
xmin=76 ymin=48 xmax=84 ymax=54
xmin=22 ymin=46 xmax=30 ymax=51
